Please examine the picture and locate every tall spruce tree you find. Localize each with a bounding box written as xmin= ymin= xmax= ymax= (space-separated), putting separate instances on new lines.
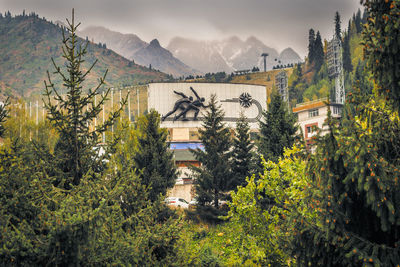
xmin=355 ymin=8 xmax=362 ymax=33
xmin=191 ymin=95 xmax=232 ymax=209
xmin=292 ymin=1 xmax=400 ymax=265
xmin=334 ymin=11 xmax=341 ymax=40
xmin=353 ymin=60 xmax=373 ymax=96
xmin=342 ymin=30 xmax=353 ymax=73
xmin=313 ymin=31 xmax=325 ymax=72
xmin=258 ymin=92 xmax=298 ymax=163
xmin=231 ymin=113 xmax=255 ymax=189
xmin=43 ymin=9 xmax=125 ymax=189
xmin=308 ymin=29 xmax=316 ymax=64
xmin=0 ymin=11 xmax=182 ymax=266
xmin=133 ymin=109 xmax=177 ymax=202
xmin=363 ymin=0 xmax=400 ymax=112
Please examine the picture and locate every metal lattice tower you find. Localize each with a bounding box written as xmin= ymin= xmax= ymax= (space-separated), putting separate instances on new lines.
xmin=275 ymin=70 xmax=289 ymax=103
xmin=327 ymin=36 xmax=345 ymax=105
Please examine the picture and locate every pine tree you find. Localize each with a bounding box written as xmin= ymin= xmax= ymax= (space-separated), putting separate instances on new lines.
xmin=308 ymin=29 xmax=316 ymax=64
xmin=292 ymin=1 xmax=400 ymax=264
xmin=313 ymin=31 xmax=324 ymax=72
xmin=288 ymin=63 xmax=304 ymax=104
xmin=258 ymin=92 xmax=298 ymax=163
xmin=363 ymin=0 xmax=400 ymax=112
xmin=0 ymin=11 xmax=181 ymax=266
xmin=334 ymin=11 xmax=341 ymax=40
xmin=133 ymin=109 xmax=177 ymax=202
xmin=231 ymin=113 xmax=255 ymax=189
xmin=191 ymin=95 xmax=232 ymax=210
xmin=355 ymin=8 xmax=362 ymax=33
xmin=342 ymin=31 xmax=353 ymax=73
xmin=353 ymin=59 xmax=372 ymax=96
xmin=43 ymin=9 xmax=125 ymax=189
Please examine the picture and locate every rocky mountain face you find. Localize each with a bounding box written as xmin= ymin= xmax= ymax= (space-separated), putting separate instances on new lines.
xmin=167 ymin=36 xmax=302 ymax=74
xmin=79 ymin=26 xmax=147 ymax=60
xmin=132 ymin=39 xmax=200 ymax=78
xmin=78 ymin=26 xmax=199 ymax=77
xmin=278 ymin=47 xmax=302 ymax=66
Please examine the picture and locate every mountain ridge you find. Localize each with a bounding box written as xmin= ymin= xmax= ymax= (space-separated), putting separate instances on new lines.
xmin=167 ymin=36 xmax=302 ymax=73
xmin=78 ymin=26 xmax=200 ymax=77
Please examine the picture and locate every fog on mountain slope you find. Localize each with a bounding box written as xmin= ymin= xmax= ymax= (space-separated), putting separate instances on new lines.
xmin=167 ymin=36 xmax=302 ymax=74
xmin=78 ymin=26 xmax=200 ymax=77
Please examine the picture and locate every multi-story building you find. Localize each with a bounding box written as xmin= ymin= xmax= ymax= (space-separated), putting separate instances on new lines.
xmin=292 ymin=98 xmax=342 ymax=147
xmin=147 ymin=82 xmax=267 ymax=202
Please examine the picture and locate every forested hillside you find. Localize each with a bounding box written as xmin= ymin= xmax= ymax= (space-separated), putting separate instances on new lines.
xmin=287 ymin=9 xmax=370 ymax=106
xmin=0 ymin=12 xmax=171 ymax=98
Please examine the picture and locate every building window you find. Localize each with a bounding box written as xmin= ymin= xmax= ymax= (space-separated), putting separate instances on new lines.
xmin=332 ymin=106 xmax=342 ymax=115
xmin=306 ymin=126 xmax=316 ymax=134
xmin=308 ymin=109 xmax=319 ymax=118
xmin=306 ymin=124 xmax=318 ymax=139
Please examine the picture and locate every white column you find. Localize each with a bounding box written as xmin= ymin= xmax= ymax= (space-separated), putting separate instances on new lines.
xmin=86 ymin=102 xmax=88 ymax=129
xmin=36 ymin=100 xmax=38 ymax=125
xmin=36 ymin=100 xmax=39 ymax=137
xmin=111 ymin=88 xmax=114 ymax=134
xmin=128 ymin=90 xmax=131 ymax=122
xmin=94 ymin=94 xmax=97 ymax=127
xmin=136 ymin=87 xmax=140 ymax=116
xmin=102 ymin=92 xmax=105 ymax=143
xmin=119 ymin=89 xmax=122 ymax=121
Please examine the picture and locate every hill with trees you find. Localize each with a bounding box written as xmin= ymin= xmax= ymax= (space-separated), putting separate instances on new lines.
xmin=0 ymin=12 xmax=171 ymax=99
xmin=287 ymin=9 xmax=368 ymax=107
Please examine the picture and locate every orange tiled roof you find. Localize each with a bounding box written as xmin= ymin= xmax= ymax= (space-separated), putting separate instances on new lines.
xmin=292 ymin=100 xmax=327 ymax=113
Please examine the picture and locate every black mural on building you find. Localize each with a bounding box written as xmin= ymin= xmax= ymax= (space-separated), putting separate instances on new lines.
xmin=162 ymin=88 xmax=263 ymax=123
xmin=162 ymin=87 xmax=208 ymax=122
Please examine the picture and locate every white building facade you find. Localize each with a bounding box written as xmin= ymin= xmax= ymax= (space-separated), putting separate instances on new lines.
xmin=293 ymin=98 xmax=342 ymax=147
xmin=148 ymin=83 xmax=267 ymax=202
xmin=148 ymin=83 xmax=266 ymax=129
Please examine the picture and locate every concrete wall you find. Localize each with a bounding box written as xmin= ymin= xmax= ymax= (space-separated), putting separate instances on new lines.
xmin=167 ymin=183 xmax=194 ymax=202
xmin=148 ymin=83 xmax=266 ymax=129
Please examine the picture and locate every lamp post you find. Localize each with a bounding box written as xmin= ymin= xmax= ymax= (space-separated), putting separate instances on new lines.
xmin=261 ymin=53 xmax=269 ymax=72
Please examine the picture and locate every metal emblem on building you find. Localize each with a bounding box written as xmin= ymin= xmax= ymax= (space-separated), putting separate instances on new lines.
xmin=239 ymin=92 xmax=253 ymax=108
xmin=221 ymin=92 xmax=263 ymax=122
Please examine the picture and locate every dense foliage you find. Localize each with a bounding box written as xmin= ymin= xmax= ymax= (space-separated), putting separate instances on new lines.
xmin=362 ymin=0 xmax=400 ymax=112
xmin=0 ymin=11 xmax=180 ymax=265
xmin=291 ymin=1 xmax=400 ymax=265
xmin=43 ymin=12 xmax=125 ymax=188
xmin=290 ymin=10 xmax=365 ymax=105
xmin=258 ymin=92 xmax=298 ymax=163
xmin=231 ymin=113 xmax=256 ymax=188
xmin=133 ymin=109 xmax=177 ymax=202
xmin=191 ymin=95 xmax=233 ymax=212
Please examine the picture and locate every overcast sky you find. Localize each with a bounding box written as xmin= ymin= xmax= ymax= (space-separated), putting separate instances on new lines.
xmin=1 ymin=0 xmax=362 ymax=58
